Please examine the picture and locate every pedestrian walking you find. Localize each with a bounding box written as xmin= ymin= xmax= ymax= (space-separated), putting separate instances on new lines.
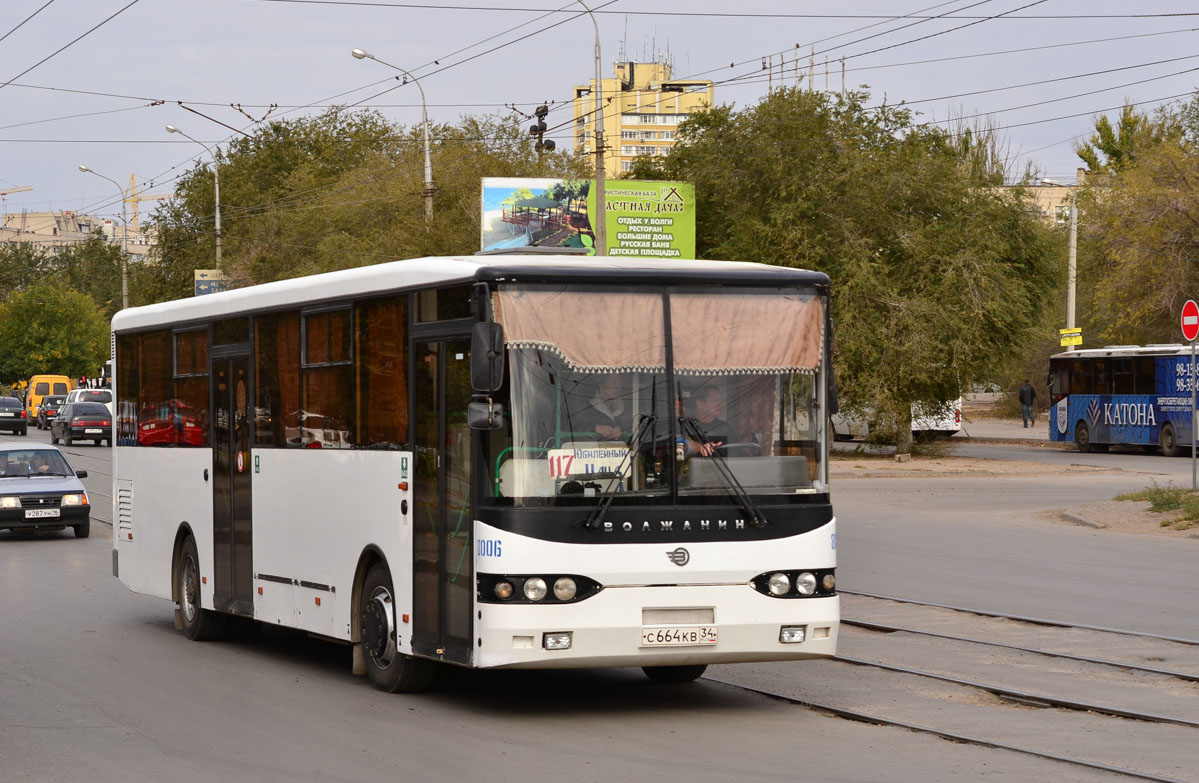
xmin=1019 ymin=379 xmax=1037 ymax=428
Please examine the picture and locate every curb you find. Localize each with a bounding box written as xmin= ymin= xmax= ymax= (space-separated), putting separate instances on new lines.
xmin=956 ymin=436 xmax=1071 ymax=449
xmin=1061 ymin=510 xmax=1106 ymax=529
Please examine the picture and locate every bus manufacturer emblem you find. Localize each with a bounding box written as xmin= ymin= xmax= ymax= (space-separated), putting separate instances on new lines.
xmin=666 ymin=547 xmax=690 ymax=566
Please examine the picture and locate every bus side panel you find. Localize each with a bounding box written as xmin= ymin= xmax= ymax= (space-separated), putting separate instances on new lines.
xmin=113 ymin=448 xmax=214 ymax=604
xmin=1052 ymin=394 xmax=1193 ymax=446
xmin=473 ymin=518 xmax=838 ymax=669
xmin=250 ymin=450 xmax=412 ymax=646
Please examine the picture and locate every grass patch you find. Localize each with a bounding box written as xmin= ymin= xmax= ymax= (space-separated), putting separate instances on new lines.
xmin=1116 ymin=482 xmax=1199 ymax=525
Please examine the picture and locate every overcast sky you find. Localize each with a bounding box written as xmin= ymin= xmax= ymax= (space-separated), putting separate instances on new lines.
xmin=2 ymin=0 xmax=1197 ymax=225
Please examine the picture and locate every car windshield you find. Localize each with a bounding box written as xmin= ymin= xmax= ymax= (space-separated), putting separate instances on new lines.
xmin=71 ymin=403 xmax=110 ymax=416
xmin=0 ymin=449 xmax=71 ymax=477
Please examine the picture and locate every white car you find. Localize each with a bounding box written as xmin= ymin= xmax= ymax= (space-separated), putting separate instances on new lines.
xmin=63 ymin=388 xmax=115 ymax=419
xmin=832 ymin=398 xmax=962 ymax=441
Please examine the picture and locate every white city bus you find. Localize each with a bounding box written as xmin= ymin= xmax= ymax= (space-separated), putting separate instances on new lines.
xmin=111 ymin=255 xmax=839 ymax=692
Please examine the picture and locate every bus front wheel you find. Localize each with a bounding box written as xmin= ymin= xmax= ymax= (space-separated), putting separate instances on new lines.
xmin=360 ymin=563 xmax=435 ymax=693
xmin=1074 ymin=422 xmax=1107 ymax=453
xmin=177 ymin=536 xmax=228 ymax=641
xmin=1160 ymin=424 xmax=1184 ymax=458
xmin=642 ymin=664 xmax=708 ymax=683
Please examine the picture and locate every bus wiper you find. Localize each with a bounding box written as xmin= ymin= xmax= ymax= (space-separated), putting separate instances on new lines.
xmin=679 ymin=416 xmax=769 ymax=528
xmin=582 ymin=413 xmax=656 ymax=531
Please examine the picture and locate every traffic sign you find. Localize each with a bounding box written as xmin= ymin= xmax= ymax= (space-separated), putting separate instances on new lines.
xmin=1182 ymin=299 xmax=1199 ymax=342
xmin=1059 ymin=327 xmax=1082 ymax=347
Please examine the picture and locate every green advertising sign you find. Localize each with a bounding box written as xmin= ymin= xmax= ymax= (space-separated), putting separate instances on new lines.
xmin=480 ymin=177 xmax=695 ymax=259
xmin=588 ymin=181 xmax=695 ymax=259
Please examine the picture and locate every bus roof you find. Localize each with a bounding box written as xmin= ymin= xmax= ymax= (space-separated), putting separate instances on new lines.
xmin=111 ymin=255 xmax=830 ymax=332
xmin=1050 ymin=344 xmax=1192 ymax=359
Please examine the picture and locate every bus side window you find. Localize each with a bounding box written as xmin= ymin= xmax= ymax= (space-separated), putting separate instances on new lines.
xmin=1135 ymin=358 xmax=1156 ymax=394
xmin=1112 ymin=358 xmax=1134 ymax=394
xmin=1068 ymin=359 xmax=1091 ymax=395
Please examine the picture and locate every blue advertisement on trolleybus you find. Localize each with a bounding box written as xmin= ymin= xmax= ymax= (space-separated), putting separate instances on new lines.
xmin=1050 ymin=352 xmax=1196 ymax=452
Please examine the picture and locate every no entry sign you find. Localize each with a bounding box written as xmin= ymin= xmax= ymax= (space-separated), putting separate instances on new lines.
xmin=1183 ymin=299 xmax=1199 ymax=342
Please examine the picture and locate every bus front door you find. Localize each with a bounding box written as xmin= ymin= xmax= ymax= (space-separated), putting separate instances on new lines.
xmin=412 ymin=338 xmax=474 ymax=665
xmin=212 ymin=355 xmax=254 ymax=616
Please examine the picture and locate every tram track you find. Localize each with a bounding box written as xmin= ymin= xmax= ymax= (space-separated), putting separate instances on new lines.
xmin=703 ymin=589 xmax=1199 ymax=782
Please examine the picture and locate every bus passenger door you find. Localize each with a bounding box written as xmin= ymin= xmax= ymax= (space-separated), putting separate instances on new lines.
xmin=212 ymin=355 xmax=254 ymax=615
xmin=412 ymin=337 xmax=474 ymax=665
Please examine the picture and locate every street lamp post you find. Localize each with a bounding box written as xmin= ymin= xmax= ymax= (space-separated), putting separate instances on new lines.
xmin=351 ymin=48 xmax=434 ymax=222
xmin=576 ymin=0 xmax=606 ymax=256
xmin=1043 ymin=178 xmax=1078 ymax=351
xmin=166 ymin=125 xmax=222 ymax=266
xmin=78 ymin=165 xmax=128 ymax=310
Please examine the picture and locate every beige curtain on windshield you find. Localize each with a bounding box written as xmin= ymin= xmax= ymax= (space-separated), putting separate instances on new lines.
xmin=495 ymin=288 xmax=823 ymax=374
xmin=495 ymin=289 xmax=667 ymax=372
xmin=671 ymin=293 xmax=824 ymax=375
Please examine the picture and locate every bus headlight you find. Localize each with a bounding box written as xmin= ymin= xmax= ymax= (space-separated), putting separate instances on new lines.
xmin=0 ymin=496 xmax=20 ymax=509
xmin=523 ymin=577 xmax=548 ymax=602
xmin=795 ymin=572 xmax=817 ymax=596
xmin=493 ymin=581 xmax=514 ymax=600
xmin=767 ymin=572 xmax=791 ymax=596
xmin=553 ymin=577 xmax=577 ymax=601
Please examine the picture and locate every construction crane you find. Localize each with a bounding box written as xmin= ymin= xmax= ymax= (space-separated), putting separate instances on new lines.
xmin=0 ymin=184 xmax=33 ymax=213
xmin=127 ymin=174 xmax=168 ymax=231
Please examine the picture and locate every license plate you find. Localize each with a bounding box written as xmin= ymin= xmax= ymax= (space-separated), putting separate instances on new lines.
xmin=84 ymin=428 xmax=102 ymax=434
xmin=640 ymin=625 xmax=718 ymax=647
xmin=25 ymin=509 xmax=60 ymax=519
xmin=0 ymin=412 xmax=12 ymax=417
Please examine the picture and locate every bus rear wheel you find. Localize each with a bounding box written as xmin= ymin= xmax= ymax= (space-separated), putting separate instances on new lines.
xmin=642 ymin=664 xmax=708 ymax=683
xmin=360 ymin=563 xmax=435 ymax=693
xmin=177 ymin=535 xmax=228 ymax=641
xmin=1160 ymin=424 xmax=1184 ymax=458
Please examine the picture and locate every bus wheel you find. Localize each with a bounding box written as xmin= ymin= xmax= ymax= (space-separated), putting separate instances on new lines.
xmin=1160 ymin=424 xmax=1183 ymax=458
xmin=642 ymin=664 xmax=708 ymax=683
xmin=177 ymin=536 xmax=228 ymax=641
xmin=360 ymin=563 xmax=435 ymax=693
xmin=1074 ymin=422 xmax=1095 ymax=453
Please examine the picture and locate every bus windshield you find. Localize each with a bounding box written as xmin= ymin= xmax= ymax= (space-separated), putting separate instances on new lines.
xmin=490 ymin=285 xmax=827 ymax=504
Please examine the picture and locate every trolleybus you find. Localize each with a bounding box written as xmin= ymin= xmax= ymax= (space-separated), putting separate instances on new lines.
xmin=111 ymin=255 xmax=839 ymax=692
xmin=1048 ymin=344 xmax=1197 ymax=455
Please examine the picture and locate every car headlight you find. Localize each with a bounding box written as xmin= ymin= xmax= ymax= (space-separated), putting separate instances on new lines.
xmin=0 ymin=496 xmax=20 ymax=509
xmin=795 ymin=572 xmax=817 ymax=596
xmin=61 ymin=493 xmax=88 ymax=507
xmin=523 ymin=577 xmax=548 ymax=602
xmin=767 ymin=572 xmax=791 ymax=596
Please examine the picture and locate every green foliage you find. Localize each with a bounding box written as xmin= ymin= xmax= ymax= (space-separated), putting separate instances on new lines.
xmin=0 ymin=234 xmax=124 ymax=320
xmin=1075 ymin=105 xmax=1161 ymax=173
xmin=148 ymin=108 xmax=591 ymax=297
xmin=0 ymin=284 xmax=109 ymax=382
xmin=1116 ymin=482 xmax=1199 ymax=527
xmin=1074 ymin=99 xmax=1199 ymax=345
xmin=634 ymin=87 xmax=1060 ymax=452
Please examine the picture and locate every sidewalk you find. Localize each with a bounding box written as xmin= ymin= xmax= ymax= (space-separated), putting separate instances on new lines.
xmin=957 ymin=414 xmax=1052 ymax=443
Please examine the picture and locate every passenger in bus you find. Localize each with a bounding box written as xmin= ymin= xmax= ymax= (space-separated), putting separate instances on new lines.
xmin=574 ymin=374 xmax=629 ymax=441
xmin=682 ymin=385 xmax=728 ymax=457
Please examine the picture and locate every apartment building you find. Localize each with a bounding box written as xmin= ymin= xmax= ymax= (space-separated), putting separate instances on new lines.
xmin=0 ymin=210 xmax=154 ymax=259
xmin=573 ymin=59 xmax=714 ymax=179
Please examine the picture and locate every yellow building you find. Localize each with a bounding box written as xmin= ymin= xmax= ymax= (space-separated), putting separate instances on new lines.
xmin=574 ymin=60 xmax=714 ymax=179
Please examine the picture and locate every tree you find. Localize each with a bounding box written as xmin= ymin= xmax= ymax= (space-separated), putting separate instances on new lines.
xmin=0 ymin=284 xmax=109 ymax=382
xmin=0 ymin=234 xmax=124 ymax=320
xmin=1076 ymin=104 xmax=1164 ymax=173
xmin=632 ymin=87 xmax=1060 ymax=454
xmin=147 ymin=108 xmax=590 ymax=298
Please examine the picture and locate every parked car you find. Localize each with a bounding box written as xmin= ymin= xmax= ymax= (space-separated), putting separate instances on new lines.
xmin=831 ymin=398 xmax=963 ymax=442
xmin=50 ymin=402 xmax=113 ymax=447
xmin=63 ymin=387 xmax=115 ymax=418
xmin=0 ymin=444 xmax=90 ymax=537
xmin=0 ymin=396 xmax=28 ymax=436
xmin=36 ymin=395 xmax=66 ymax=430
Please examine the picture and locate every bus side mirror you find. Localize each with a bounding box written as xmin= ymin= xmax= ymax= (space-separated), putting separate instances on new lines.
xmin=467 ymin=399 xmax=505 ymax=431
xmin=471 ymin=322 xmax=505 ymax=393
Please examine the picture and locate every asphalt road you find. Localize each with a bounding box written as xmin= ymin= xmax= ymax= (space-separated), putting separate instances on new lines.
xmin=1 ymin=429 xmax=1193 ymax=782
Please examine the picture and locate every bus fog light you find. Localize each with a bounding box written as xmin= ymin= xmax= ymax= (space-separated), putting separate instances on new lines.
xmin=821 ymin=573 xmax=836 ymax=592
xmin=795 ymin=572 xmax=817 ymax=596
xmin=780 ymin=626 xmax=806 ymax=644
xmin=543 ymin=632 xmax=572 ymax=650
xmin=494 ymin=581 xmax=514 ymax=600
xmin=767 ymin=572 xmax=791 ymax=596
xmin=523 ymin=577 xmax=548 ymax=602
xmin=553 ymin=577 xmax=577 ymax=601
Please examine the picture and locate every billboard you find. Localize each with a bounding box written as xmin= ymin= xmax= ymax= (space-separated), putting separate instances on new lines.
xmin=480 ymin=177 xmax=695 ymax=259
